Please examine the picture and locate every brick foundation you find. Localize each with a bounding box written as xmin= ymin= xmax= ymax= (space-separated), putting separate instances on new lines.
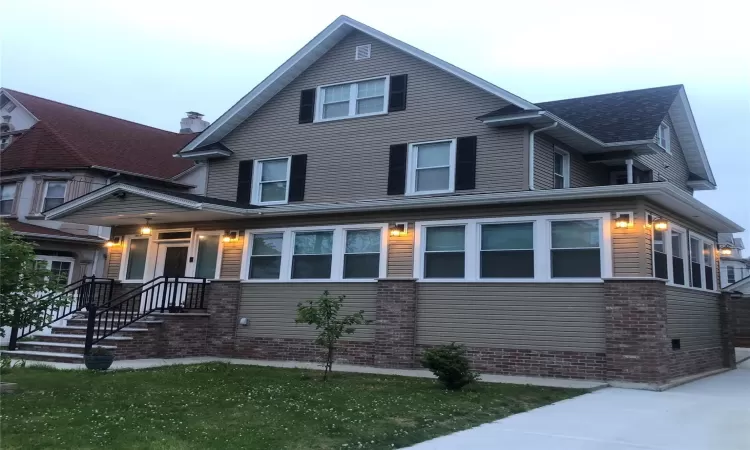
xmin=204 ymin=281 xmax=241 ymax=356
xmin=234 ymin=336 xmax=378 ymax=366
xmin=155 ymin=313 xmax=210 ymax=358
xmin=668 ymin=347 xmax=724 ymax=379
xmin=374 ymin=279 xmax=418 ymax=368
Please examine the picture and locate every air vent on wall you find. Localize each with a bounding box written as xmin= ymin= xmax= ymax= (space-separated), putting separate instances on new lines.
xmin=355 ymin=44 xmax=371 ymax=61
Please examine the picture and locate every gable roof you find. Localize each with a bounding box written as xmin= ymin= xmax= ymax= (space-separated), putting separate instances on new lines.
xmin=1 ymin=89 xmax=196 ymax=180
xmin=179 ymin=15 xmax=538 ymax=154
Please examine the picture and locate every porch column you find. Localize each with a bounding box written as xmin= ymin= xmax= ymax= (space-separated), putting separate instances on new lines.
xmin=625 ymin=159 xmax=634 ymax=184
xmin=205 ymin=281 xmax=241 ymax=357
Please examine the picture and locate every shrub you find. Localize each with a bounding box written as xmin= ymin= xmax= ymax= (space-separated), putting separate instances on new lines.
xmin=421 ymin=343 xmax=480 ymax=390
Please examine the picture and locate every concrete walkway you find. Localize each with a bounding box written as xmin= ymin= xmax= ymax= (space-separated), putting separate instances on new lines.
xmin=407 ymin=358 xmax=750 ymax=450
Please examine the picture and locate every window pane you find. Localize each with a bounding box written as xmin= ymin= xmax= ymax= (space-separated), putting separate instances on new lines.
xmin=671 ymin=231 xmax=683 ymax=257
xmin=691 ymin=262 xmax=702 ymax=288
xmin=43 ymin=197 xmax=65 ymax=211
xmin=260 ymin=159 xmax=288 ymax=182
xmin=195 ymin=235 xmax=220 ymax=279
xmin=346 ymin=229 xmax=380 ymax=253
xmin=416 ymin=167 xmax=450 ymax=192
xmin=323 ymin=102 xmax=349 ymax=119
xmin=416 ymin=142 xmax=451 ymax=168
xmin=654 ymin=251 xmax=668 ymax=279
xmin=554 ymin=175 xmax=565 ymax=189
xmin=344 ymin=254 xmax=380 ymax=279
xmin=0 ymin=200 xmax=12 ymax=215
xmin=690 ymin=238 xmax=701 ymax=263
xmin=728 ymin=267 xmax=736 ymax=284
xmin=481 ymin=250 xmax=534 ymax=278
xmin=50 ymin=261 xmax=71 ymax=285
xmin=673 ymin=257 xmax=685 ymax=285
xmin=292 ymin=255 xmax=332 ymax=279
xmin=126 ymin=238 xmax=149 ymax=280
xmin=653 ymin=230 xmax=665 ymax=253
xmin=481 ymin=223 xmax=533 ymax=250
xmin=1 ymin=184 xmax=15 ymax=200
xmin=703 ymin=243 xmax=713 ymax=266
xmin=551 ymin=249 xmax=601 ymax=278
xmin=705 ymin=267 xmax=714 ymax=290
xmin=551 ymin=220 xmax=600 ymax=248
xmin=424 ymin=252 xmax=465 ymax=278
xmin=294 ymin=231 xmax=333 ymax=255
xmin=356 ymin=97 xmax=384 ymax=114
xmin=260 ymin=182 xmax=287 ymax=202
xmin=252 ymin=233 xmax=283 ymax=256
xmin=554 ymin=153 xmax=564 ymax=174
xmin=425 ymin=226 xmax=464 ymax=252
xmin=250 ymin=256 xmax=281 ymax=279
xmin=356 ymin=79 xmax=384 ymax=98
xmin=323 ymin=84 xmax=350 ymax=102
xmin=46 ymin=182 xmax=66 ymax=198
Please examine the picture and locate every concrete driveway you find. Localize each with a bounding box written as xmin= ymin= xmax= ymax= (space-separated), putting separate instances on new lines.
xmin=408 ymin=359 xmax=750 ymax=450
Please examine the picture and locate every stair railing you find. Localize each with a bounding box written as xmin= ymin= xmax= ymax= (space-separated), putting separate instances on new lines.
xmin=83 ymin=276 xmax=207 ymax=355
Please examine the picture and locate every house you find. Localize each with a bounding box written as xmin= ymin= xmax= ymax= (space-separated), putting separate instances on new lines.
xmin=718 ymin=233 xmax=749 ymax=287
xmin=5 ymin=16 xmax=743 ymax=386
xmin=0 ymin=88 xmax=208 ymax=283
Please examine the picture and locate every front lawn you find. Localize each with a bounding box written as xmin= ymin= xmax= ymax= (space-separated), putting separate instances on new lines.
xmin=1 ymin=364 xmax=584 ymax=449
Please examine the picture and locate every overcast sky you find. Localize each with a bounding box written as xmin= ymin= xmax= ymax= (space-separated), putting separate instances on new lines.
xmin=2 ymin=0 xmax=748 ymax=248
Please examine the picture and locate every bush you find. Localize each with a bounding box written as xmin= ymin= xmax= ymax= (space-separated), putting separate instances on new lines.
xmin=421 ymin=343 xmax=480 ymax=390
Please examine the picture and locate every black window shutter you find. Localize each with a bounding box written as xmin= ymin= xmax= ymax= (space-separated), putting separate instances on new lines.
xmin=455 ymin=136 xmax=477 ymax=191
xmin=298 ymin=89 xmax=316 ymax=124
xmin=387 ymin=144 xmax=408 ymax=195
xmin=236 ymin=160 xmax=253 ymax=204
xmin=288 ymin=154 xmax=308 ymax=202
xmin=388 ymin=75 xmax=408 ymax=112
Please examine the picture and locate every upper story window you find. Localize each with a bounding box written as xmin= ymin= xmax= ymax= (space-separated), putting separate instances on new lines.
xmin=657 ymin=122 xmax=671 ymax=154
xmin=43 ymin=181 xmax=67 ymax=211
xmin=316 ymin=76 xmax=388 ymax=122
xmin=553 ymin=148 xmax=570 ymax=189
xmin=0 ymin=183 xmax=17 ymax=215
xmin=727 ymin=266 xmax=736 ymax=284
xmin=407 ymin=139 xmax=456 ymax=195
xmin=252 ymin=157 xmax=290 ymax=205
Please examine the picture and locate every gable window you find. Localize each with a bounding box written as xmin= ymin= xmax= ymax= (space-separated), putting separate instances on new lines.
xmin=407 ymin=139 xmax=456 ymax=195
xmin=657 ymin=122 xmax=671 ymax=153
xmin=248 ymin=233 xmax=284 ymax=279
xmin=727 ymin=266 xmax=736 ymax=284
xmin=0 ymin=183 xmax=17 ymax=215
xmin=253 ymin=157 xmax=290 ymax=205
xmin=480 ymin=222 xmax=534 ymax=278
xmin=423 ymin=226 xmax=465 ymax=279
xmin=553 ymin=148 xmax=570 ymax=189
xmin=550 ymin=220 xmax=601 ymax=278
xmin=316 ymin=76 xmax=388 ymax=121
xmin=43 ymin=181 xmax=67 ymax=211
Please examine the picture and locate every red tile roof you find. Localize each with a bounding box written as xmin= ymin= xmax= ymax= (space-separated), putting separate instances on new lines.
xmin=2 ymin=219 xmax=104 ymax=241
xmin=1 ymin=89 xmax=196 ymax=179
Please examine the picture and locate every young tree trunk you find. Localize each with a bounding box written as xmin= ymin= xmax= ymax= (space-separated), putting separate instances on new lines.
xmin=323 ymin=344 xmax=335 ymax=382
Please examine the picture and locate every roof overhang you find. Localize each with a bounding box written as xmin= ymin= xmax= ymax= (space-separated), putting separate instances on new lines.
xmin=668 ymin=87 xmax=716 ymax=186
xmin=178 ymin=15 xmax=538 ymax=156
xmin=176 ymin=142 xmax=233 ymax=160
xmin=723 ymin=275 xmax=750 ymax=295
xmin=12 ymin=231 xmax=104 ymax=244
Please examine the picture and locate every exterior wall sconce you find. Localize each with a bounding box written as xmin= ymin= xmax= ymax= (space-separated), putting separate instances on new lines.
xmin=139 ymin=218 xmax=152 ymax=236
xmin=222 ymin=230 xmax=239 ymax=243
xmin=653 ymin=218 xmax=669 ymax=231
xmin=390 ymin=222 xmax=408 ymax=237
xmin=614 ymin=212 xmax=633 ymax=229
xmin=720 ymin=245 xmax=733 ymax=256
xmin=104 ymin=236 xmax=122 ymax=248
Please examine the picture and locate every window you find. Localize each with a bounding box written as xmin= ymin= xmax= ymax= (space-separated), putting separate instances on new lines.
xmin=125 ymin=238 xmax=149 ymax=280
xmin=423 ymin=226 xmax=465 ymax=278
xmin=653 ymin=229 xmax=669 ymax=279
xmin=43 ymin=181 xmax=67 ymax=211
xmin=687 ymin=233 xmax=716 ymax=291
xmin=550 ymin=220 xmax=601 ymax=278
xmin=195 ymin=234 xmax=221 ymax=279
xmin=728 ymin=266 xmax=736 ymax=284
xmin=657 ymin=122 xmax=671 ymax=153
xmin=650 ymin=221 xmax=714 ymax=289
xmin=480 ymin=223 xmax=534 ymax=278
xmin=690 ymin=237 xmax=702 ymax=288
xmin=0 ymin=183 xmax=16 ymax=215
xmin=292 ymin=231 xmax=334 ymax=279
xmin=553 ymin=149 xmax=570 ymax=189
xmin=35 ymin=257 xmax=73 ymax=286
xmin=253 ymin=157 xmax=290 ymax=205
xmin=0 ymin=135 xmax=11 ymax=150
xmin=703 ymin=242 xmax=715 ymax=291
xmin=408 ymin=140 xmax=456 ymax=195
xmin=343 ymin=229 xmax=381 ymax=279
xmin=248 ymin=233 xmax=283 ymax=279
xmin=157 ymin=231 xmax=192 ymax=240
xmin=671 ymin=230 xmax=686 ymax=285
xmin=317 ymin=77 xmax=388 ymax=121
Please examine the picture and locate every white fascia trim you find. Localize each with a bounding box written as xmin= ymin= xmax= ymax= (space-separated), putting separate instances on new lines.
xmin=181 ymin=15 xmax=538 ymax=153
xmin=169 ymin=163 xmax=203 ymax=179
xmin=13 ymin=231 xmax=104 ymax=243
xmin=686 ymin=179 xmax=716 ymax=190
xmin=479 ymin=111 xmax=545 ymax=124
xmin=676 ymin=88 xmax=716 ymax=185
xmin=175 ymin=149 xmax=233 ymax=159
xmin=92 ymin=166 xmax=195 ymax=188
xmin=0 ymin=89 xmax=40 ymax=123
xmin=724 ymin=275 xmax=750 ymax=293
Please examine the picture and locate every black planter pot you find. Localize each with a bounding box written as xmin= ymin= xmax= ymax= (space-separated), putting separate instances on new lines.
xmin=84 ymin=354 xmax=114 ymax=370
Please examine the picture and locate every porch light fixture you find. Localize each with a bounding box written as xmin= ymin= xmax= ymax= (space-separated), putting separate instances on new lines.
xmin=614 ymin=213 xmax=633 ymax=229
xmin=104 ymin=236 xmax=122 ymax=248
xmin=222 ymin=230 xmax=239 ymax=243
xmin=389 ymin=222 xmax=408 ymax=237
xmin=720 ymin=245 xmax=733 ymax=256
xmin=139 ymin=218 xmax=153 ymax=236
xmin=652 ymin=218 xmax=669 ymax=231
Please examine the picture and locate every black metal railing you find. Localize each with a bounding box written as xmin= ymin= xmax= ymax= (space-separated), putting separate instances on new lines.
xmin=8 ymin=276 xmax=115 ymax=350
xmin=83 ymin=276 xmax=207 ymax=355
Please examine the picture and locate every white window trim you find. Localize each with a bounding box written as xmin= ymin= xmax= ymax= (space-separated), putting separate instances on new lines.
xmin=35 ymin=255 xmax=75 ymax=285
xmin=688 ymin=231 xmax=718 ymax=292
xmin=314 ymin=75 xmax=390 ymax=123
xmin=406 ymin=138 xmax=457 ymax=196
xmin=651 ymin=222 xmax=717 ymax=292
xmin=119 ymin=234 xmax=152 ymax=282
xmin=189 ymin=231 xmax=225 ymax=280
xmin=240 ymin=223 xmax=388 ymax=283
xmin=413 ymin=213 xmax=612 ymax=283
xmin=0 ymin=182 xmax=17 ymax=216
xmin=657 ymin=122 xmax=671 ymax=154
xmin=251 ymin=157 xmax=291 ymax=206
xmin=42 ymin=180 xmax=67 ymax=210
xmin=553 ymin=147 xmax=570 ymax=189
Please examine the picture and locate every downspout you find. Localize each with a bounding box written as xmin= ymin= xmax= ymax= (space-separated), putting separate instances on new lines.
xmin=528 ymin=122 xmax=558 ymax=190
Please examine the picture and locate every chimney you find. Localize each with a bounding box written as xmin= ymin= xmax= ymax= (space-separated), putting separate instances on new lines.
xmin=180 ymin=111 xmax=209 ymax=133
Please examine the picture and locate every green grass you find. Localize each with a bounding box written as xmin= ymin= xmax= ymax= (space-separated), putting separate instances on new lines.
xmin=0 ymin=363 xmax=584 ymax=449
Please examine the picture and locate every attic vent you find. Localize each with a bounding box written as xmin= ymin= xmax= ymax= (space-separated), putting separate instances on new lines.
xmin=355 ymin=44 xmax=371 ymax=61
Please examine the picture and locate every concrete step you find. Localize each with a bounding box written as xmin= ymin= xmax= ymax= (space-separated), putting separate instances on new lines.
xmin=17 ymin=341 xmax=117 ymax=355
xmin=65 ymin=318 xmax=162 ymax=328
xmin=36 ymin=334 xmax=133 ymax=342
xmin=0 ymin=350 xmax=84 ymax=363
xmin=51 ymin=325 xmax=150 ymax=336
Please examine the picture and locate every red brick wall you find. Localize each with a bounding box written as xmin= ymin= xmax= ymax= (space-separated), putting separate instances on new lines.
xmin=374 ymin=279 xmax=418 ymax=368
xmin=234 ymin=336 xmax=378 ymax=366
xmin=205 ymin=281 xmax=241 ymax=356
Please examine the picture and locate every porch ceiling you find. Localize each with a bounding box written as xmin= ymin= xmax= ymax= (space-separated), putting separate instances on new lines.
xmin=69 ymin=210 xmax=241 ymax=227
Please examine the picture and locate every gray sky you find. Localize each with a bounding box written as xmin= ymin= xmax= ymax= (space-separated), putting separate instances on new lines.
xmin=3 ymin=0 xmax=748 ymax=248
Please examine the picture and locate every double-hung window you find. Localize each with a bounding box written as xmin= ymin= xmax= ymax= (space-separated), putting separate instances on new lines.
xmin=657 ymin=122 xmax=671 ymax=153
xmin=253 ymin=157 xmax=290 ymax=205
xmin=689 ymin=237 xmax=703 ymax=288
xmin=480 ymin=222 xmax=534 ymax=278
xmin=423 ymin=226 xmax=465 ymax=278
xmin=671 ymin=230 xmax=687 ymax=285
xmin=550 ymin=220 xmax=601 ymax=278
xmin=291 ymin=231 xmax=334 ymax=279
xmin=43 ymin=181 xmax=67 ymax=211
xmin=0 ymin=183 xmax=16 ymax=215
xmin=553 ymin=149 xmax=570 ymax=189
xmin=408 ymin=140 xmax=456 ymax=195
xmin=343 ymin=229 xmax=381 ymax=279
xmin=727 ymin=266 xmax=736 ymax=285
xmin=651 ymin=220 xmax=697 ymax=287
xmin=687 ymin=233 xmax=716 ymax=291
xmin=248 ymin=233 xmax=284 ymax=279
xmin=317 ymin=77 xmax=388 ymax=121
xmin=703 ymin=242 xmax=715 ymax=290
xmin=653 ymin=228 xmax=669 ymax=279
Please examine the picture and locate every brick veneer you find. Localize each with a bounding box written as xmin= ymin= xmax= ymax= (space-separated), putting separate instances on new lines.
xmin=234 ymin=336 xmax=377 ymax=366
xmin=204 ymin=281 xmax=241 ymax=356
xmin=728 ymin=293 xmax=749 ymax=348
xmin=374 ymin=279 xmax=418 ymax=368
xmin=668 ymin=347 xmax=724 ymax=379
xmin=155 ymin=313 xmax=210 ymax=358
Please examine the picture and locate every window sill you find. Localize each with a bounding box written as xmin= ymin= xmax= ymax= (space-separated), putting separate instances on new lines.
xmin=405 ymin=189 xmax=455 ymax=197
xmin=416 ymin=278 xmax=604 ymax=283
xmin=251 ymin=200 xmax=289 ymax=207
xmin=240 ymin=279 xmax=378 ymax=283
xmin=313 ymin=111 xmax=388 ymax=124
xmin=665 ymin=282 xmax=720 ymax=294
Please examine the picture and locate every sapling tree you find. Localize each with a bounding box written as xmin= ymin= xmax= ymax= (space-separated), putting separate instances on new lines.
xmin=296 ymin=291 xmax=372 ymax=381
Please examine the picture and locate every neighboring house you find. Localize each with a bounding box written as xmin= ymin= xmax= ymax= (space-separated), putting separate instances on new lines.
xmin=0 ymin=88 xmax=208 ymax=283
xmin=718 ymin=233 xmax=750 ymax=287
xmin=8 ymin=17 xmax=743 ymax=386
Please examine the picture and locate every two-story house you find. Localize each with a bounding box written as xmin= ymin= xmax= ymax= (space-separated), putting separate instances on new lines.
xmin=29 ymin=17 xmax=743 ymax=386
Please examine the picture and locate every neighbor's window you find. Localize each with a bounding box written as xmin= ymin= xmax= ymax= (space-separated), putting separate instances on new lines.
xmin=43 ymin=181 xmax=67 ymax=211
xmin=248 ymin=233 xmax=283 ymax=279
xmin=690 ymin=237 xmax=703 ymax=289
xmin=291 ymin=231 xmax=334 ymax=279
xmin=423 ymin=226 xmax=465 ymax=278
xmin=553 ymin=149 xmax=570 ymax=189
xmin=318 ymin=77 xmax=387 ymax=120
xmin=0 ymin=183 xmax=16 ymax=215
xmin=195 ymin=234 xmax=221 ymax=279
xmin=550 ymin=220 xmax=601 ymax=278
xmin=49 ymin=260 xmax=72 ymax=285
xmin=657 ymin=122 xmax=671 ymax=153
xmin=253 ymin=157 xmax=290 ymax=205
xmin=653 ymin=229 xmax=669 ymax=279
xmin=728 ymin=266 xmax=736 ymax=284
xmin=125 ymin=238 xmax=149 ymax=280
xmin=343 ymin=229 xmax=381 ymax=279
xmin=671 ymin=230 xmax=686 ymax=285
xmin=408 ymin=140 xmax=455 ymax=195
xmin=480 ymin=222 xmax=534 ymax=278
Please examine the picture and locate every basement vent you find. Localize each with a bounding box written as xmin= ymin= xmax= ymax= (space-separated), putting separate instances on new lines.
xmin=355 ymin=44 xmax=371 ymax=60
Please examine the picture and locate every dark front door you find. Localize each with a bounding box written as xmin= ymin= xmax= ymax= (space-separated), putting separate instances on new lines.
xmin=163 ymin=246 xmax=188 ymax=278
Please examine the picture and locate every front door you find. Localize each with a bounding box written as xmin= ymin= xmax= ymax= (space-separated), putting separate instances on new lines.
xmin=151 ymin=244 xmax=190 ymax=311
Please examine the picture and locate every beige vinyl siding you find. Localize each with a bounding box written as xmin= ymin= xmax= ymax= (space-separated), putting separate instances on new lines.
xmin=417 ymin=283 xmax=605 ymax=352
xmin=612 ymin=226 xmax=642 ymax=277
xmin=62 ymin=194 xmax=193 ymax=223
xmin=220 ymin=236 xmax=244 ymax=279
xmin=239 ymin=283 xmax=376 ymax=340
xmin=387 ymin=222 xmax=414 ymax=278
xmin=666 ymin=286 xmax=720 ymax=350
xmin=106 ymin=248 xmax=123 ymax=278
xmin=209 ymin=30 xmax=525 ymax=202
xmin=635 ymin=113 xmax=692 ymax=193
xmin=535 ymin=137 xmax=609 ymax=190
